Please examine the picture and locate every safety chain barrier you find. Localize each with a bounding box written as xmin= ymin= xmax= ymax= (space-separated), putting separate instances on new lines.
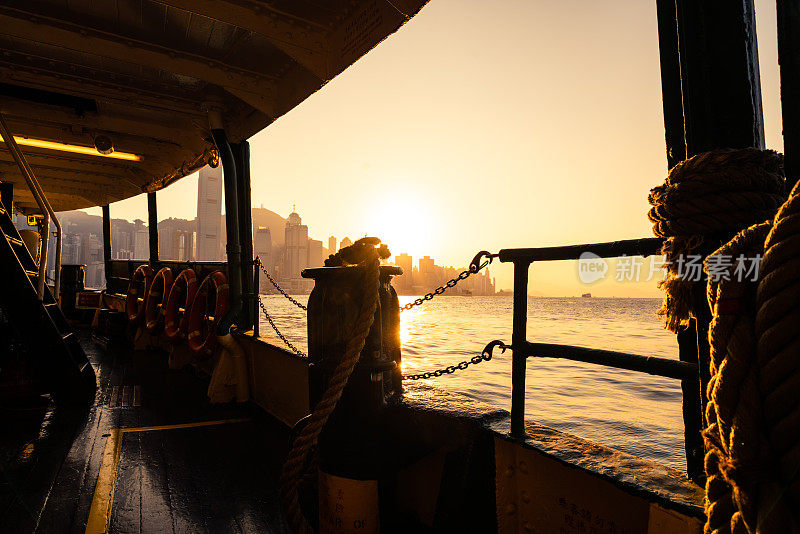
xmin=402 ymin=340 xmax=506 ymax=380
xmin=255 ymin=257 xmax=307 ymax=311
xmin=257 ymin=295 xmax=307 ymax=357
xmin=400 ymin=250 xmax=496 ymax=312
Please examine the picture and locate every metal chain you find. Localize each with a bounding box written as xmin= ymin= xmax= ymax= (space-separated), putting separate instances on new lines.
xmin=400 ymin=251 xmax=496 ymax=312
xmin=401 ymin=342 xmax=503 ymax=380
xmin=256 ymin=257 xmax=307 ymax=311
xmin=257 ymin=295 xmax=307 ymax=357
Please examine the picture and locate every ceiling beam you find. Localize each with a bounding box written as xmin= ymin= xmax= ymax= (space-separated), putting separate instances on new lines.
xmin=153 ymin=0 xmax=330 ymax=79
xmin=0 ymin=7 xmax=278 ymax=101
xmin=0 ymin=98 xmax=199 ymax=146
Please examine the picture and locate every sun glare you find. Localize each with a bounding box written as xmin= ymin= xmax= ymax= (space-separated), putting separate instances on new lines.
xmin=362 ymin=195 xmax=437 ymax=258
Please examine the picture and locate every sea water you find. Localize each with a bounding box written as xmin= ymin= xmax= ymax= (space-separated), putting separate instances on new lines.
xmin=257 ymin=295 xmax=684 ymax=471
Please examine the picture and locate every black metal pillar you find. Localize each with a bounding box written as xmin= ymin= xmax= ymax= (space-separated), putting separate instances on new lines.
xmin=0 ymin=181 xmax=12 ymax=213
xmin=102 ymin=205 xmax=111 ymax=289
xmin=232 ymin=141 xmax=254 ymax=332
xmin=147 ymin=192 xmax=158 ymax=264
xmin=510 ymin=261 xmax=529 ymax=438
xmin=211 ymin=129 xmax=243 ymax=330
xmin=778 ymin=0 xmax=800 ymax=189
xmin=655 ymin=0 xmax=765 ymax=483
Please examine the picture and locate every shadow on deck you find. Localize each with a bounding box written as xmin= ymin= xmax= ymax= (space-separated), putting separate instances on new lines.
xmin=1 ymin=332 xmax=291 ymax=533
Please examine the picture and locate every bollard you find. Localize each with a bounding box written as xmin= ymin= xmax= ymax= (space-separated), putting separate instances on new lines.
xmin=302 ymin=264 xmax=402 ymax=534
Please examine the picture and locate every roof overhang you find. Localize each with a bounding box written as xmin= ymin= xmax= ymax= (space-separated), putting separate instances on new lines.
xmin=0 ymin=0 xmax=428 ymax=213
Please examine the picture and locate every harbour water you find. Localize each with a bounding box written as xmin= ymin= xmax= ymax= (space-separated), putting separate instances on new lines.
xmin=257 ymin=295 xmax=684 ymax=471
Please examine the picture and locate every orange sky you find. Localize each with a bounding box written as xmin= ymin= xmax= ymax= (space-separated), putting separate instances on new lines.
xmin=90 ymin=0 xmax=784 ymax=296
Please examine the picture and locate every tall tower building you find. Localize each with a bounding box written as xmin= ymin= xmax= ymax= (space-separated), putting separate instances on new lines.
xmin=308 ymin=239 xmax=324 ymax=268
xmin=394 ymin=253 xmax=413 ymax=292
xmin=284 ymin=209 xmax=309 ymax=279
xmin=196 ymin=165 xmax=223 ymax=261
xmin=328 ymin=236 xmax=337 ymax=254
xmin=340 ymin=236 xmax=352 ymax=249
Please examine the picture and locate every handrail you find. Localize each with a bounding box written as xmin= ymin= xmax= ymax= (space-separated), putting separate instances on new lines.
xmin=0 ymin=113 xmax=62 ymax=301
xmin=496 ymin=237 xmax=704 ymax=482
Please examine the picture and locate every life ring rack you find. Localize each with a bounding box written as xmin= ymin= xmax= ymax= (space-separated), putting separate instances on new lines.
xmin=187 ymin=271 xmax=229 ymax=357
xmin=125 ymin=264 xmax=155 ymax=323
xmin=144 ymin=267 xmax=173 ymax=333
xmin=163 ymin=268 xmax=198 ymax=342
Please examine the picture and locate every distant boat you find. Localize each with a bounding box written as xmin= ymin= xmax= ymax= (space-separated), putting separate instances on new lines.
xmin=581 ymin=292 xmax=592 ymax=298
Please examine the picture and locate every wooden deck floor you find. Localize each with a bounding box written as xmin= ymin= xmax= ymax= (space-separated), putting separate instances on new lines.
xmin=1 ymin=333 xmax=291 ymax=533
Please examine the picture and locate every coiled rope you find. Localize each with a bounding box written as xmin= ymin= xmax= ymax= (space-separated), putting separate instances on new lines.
xmin=651 ymin=147 xmax=800 ymax=532
xmin=648 ymin=148 xmax=786 ymax=332
xmin=280 ymin=249 xmax=382 ymax=534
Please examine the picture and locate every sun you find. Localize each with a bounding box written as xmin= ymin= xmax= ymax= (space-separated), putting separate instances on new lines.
xmin=361 ymin=194 xmax=437 ymax=258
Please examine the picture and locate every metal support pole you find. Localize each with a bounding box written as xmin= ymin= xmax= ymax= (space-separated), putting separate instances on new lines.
xmin=656 ymin=0 xmax=765 ymax=483
xmin=102 ymin=205 xmax=111 ymax=290
xmin=253 ymin=260 xmax=260 ymax=338
xmin=510 ymin=260 xmax=529 ymax=438
xmin=778 ymin=0 xmax=800 ymax=189
xmin=211 ymin=128 xmax=243 ymax=330
xmin=147 ymin=192 xmax=158 ymax=264
xmin=232 ymin=141 xmax=254 ymax=331
xmin=0 ymin=181 xmax=12 ymax=213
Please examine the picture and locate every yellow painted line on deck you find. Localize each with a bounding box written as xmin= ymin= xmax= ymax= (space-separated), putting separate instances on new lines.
xmin=85 ymin=418 xmax=250 ymax=534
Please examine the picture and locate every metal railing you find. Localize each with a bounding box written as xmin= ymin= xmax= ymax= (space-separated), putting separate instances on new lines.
xmin=0 ymin=113 xmax=62 ymax=300
xmin=497 ymin=237 xmax=703 ymax=479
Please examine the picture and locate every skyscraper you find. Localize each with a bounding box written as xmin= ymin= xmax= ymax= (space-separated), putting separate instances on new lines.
xmin=284 ymin=209 xmax=309 ymax=279
xmin=394 ymin=253 xmax=413 ymax=292
xmin=328 ymin=236 xmax=337 ymax=254
xmin=196 ymin=165 xmax=223 ymax=261
xmin=307 ymin=239 xmax=323 ymax=268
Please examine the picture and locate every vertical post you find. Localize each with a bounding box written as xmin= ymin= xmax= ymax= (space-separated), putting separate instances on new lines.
xmin=0 ymin=181 xmax=12 ymax=213
xmin=102 ymin=205 xmax=111 ymax=290
xmin=778 ymin=0 xmax=800 ymax=189
xmin=147 ymin=192 xmax=158 ymax=264
xmin=656 ymin=0 xmax=765 ymax=483
xmin=510 ymin=260 xmax=529 ymax=438
xmin=253 ymin=259 xmax=259 ymax=338
xmin=232 ymin=141 xmax=254 ymax=331
xmin=211 ymin=129 xmax=243 ymax=324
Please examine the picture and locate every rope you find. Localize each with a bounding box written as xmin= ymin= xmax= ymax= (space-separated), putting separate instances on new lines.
xmin=648 ymin=148 xmax=786 ymax=332
xmin=279 ymin=252 xmax=382 ymax=534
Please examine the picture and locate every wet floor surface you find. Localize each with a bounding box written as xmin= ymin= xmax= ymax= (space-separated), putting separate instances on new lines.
xmin=1 ymin=333 xmax=291 ymax=533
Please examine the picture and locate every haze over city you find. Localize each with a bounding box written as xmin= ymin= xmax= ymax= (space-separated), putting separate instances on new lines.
xmin=77 ymin=0 xmax=784 ymax=296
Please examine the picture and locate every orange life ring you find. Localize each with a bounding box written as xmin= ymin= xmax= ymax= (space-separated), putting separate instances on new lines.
xmin=164 ymin=268 xmax=198 ymax=342
xmin=145 ymin=267 xmax=173 ymax=333
xmin=126 ymin=264 xmax=155 ymax=323
xmin=187 ymin=271 xmax=229 ymax=357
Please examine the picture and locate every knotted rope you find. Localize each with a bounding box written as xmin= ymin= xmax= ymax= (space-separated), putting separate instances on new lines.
xmin=280 ymin=247 xmax=382 ymax=534
xmin=648 ymin=148 xmax=786 ymax=332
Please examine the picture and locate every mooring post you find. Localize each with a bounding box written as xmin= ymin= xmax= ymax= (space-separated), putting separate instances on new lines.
xmin=147 ymin=192 xmax=158 ymax=264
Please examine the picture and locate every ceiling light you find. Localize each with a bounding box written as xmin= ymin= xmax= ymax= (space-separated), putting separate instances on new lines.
xmin=1 ymin=136 xmax=141 ymax=161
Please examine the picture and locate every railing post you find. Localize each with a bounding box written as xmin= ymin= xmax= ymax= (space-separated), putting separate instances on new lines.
xmin=147 ymin=192 xmax=158 ymax=264
xmin=510 ymin=260 xmax=529 ymax=438
xmin=253 ymin=257 xmax=259 ymax=337
xmin=102 ymin=205 xmax=111 ymax=290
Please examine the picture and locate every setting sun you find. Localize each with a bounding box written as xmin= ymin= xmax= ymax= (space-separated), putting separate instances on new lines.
xmin=360 ymin=193 xmax=440 ymax=259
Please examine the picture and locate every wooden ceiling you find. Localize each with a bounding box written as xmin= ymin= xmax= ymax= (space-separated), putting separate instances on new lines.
xmin=0 ymin=0 xmax=428 ymax=213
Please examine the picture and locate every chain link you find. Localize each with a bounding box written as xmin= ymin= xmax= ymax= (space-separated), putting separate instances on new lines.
xmin=400 ymin=253 xmax=494 ymax=312
xmin=402 ymin=350 xmax=493 ymax=380
xmin=257 ymin=296 xmax=307 ymax=357
xmin=256 ymin=257 xmax=308 ymax=311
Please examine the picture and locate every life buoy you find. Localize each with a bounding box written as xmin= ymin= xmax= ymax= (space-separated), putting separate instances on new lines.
xmin=126 ymin=264 xmax=155 ymax=323
xmin=164 ymin=268 xmax=198 ymax=342
xmin=187 ymin=271 xmax=229 ymax=357
xmin=145 ymin=267 xmax=173 ymax=333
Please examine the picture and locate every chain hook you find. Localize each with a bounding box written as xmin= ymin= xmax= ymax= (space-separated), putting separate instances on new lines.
xmin=469 ymin=250 xmax=495 ymax=273
xmin=482 ymin=340 xmax=509 ymax=360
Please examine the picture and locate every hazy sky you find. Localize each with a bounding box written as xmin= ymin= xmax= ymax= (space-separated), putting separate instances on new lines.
xmin=92 ymin=0 xmax=784 ymax=296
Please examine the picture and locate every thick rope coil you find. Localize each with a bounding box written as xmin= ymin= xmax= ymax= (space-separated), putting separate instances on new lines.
xmin=280 ymin=252 xmax=382 ymax=534
xmin=703 ymin=178 xmax=800 ymax=534
xmin=649 ymin=148 xmax=786 ymax=332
